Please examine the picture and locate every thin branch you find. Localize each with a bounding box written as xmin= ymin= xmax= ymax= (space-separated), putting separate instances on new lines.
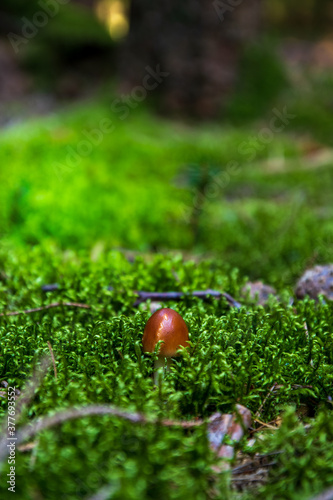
xmin=47 ymin=341 xmax=58 ymax=380
xmin=12 ymin=405 xmax=202 ymax=450
xmin=17 ymin=442 xmax=37 ymax=452
xmin=0 ymin=355 xmax=51 ymax=464
xmin=8 ymin=355 xmax=51 ymax=422
xmin=133 ymin=289 xmax=241 ymax=309
xmin=304 ymin=321 xmax=314 ymax=367
xmin=1 ymin=289 xmax=241 ymax=318
xmin=232 ymin=454 xmax=280 ymax=475
xmin=255 ymin=383 xmax=277 ymax=419
xmin=0 ymin=405 xmax=202 ymax=464
xmin=254 ymin=383 xmax=313 ymax=421
xmin=253 ymin=418 xmax=279 ymax=430
xmin=0 ymin=302 xmax=91 ymax=317
xmin=0 ymin=402 xmax=251 ymax=469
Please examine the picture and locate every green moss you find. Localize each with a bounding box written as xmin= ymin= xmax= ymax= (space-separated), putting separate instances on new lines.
xmin=0 ymin=250 xmax=333 ymax=499
xmin=1 ymin=96 xmax=333 ymax=284
xmin=1 ymin=54 xmax=333 ymax=497
xmin=225 ymin=40 xmax=289 ymax=123
xmin=255 ymin=408 xmax=333 ymax=500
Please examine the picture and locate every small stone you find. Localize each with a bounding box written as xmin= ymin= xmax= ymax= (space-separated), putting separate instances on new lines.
xmin=295 ymin=265 xmax=333 ymax=301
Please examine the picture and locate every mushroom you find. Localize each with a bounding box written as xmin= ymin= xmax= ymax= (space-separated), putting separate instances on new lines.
xmin=142 ymin=308 xmax=189 ymax=384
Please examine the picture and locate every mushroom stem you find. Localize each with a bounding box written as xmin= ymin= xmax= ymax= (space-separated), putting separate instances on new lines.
xmin=153 ymin=356 xmax=172 ymax=385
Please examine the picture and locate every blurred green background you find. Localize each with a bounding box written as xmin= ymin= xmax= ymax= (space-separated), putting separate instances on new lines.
xmin=1 ymin=0 xmax=333 ymax=286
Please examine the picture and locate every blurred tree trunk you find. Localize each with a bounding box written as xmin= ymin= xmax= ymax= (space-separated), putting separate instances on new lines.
xmin=118 ymin=0 xmax=262 ymax=118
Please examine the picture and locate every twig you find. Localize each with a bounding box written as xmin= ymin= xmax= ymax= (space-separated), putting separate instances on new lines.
xmin=17 ymin=442 xmax=37 ymax=452
xmin=0 ymin=407 xmax=202 ymax=464
xmin=255 ymin=383 xmax=277 ymax=419
xmin=255 ymin=383 xmax=313 ymax=421
xmin=8 ymin=356 xmax=51 ymax=422
xmin=0 ymin=302 xmax=91 ymax=317
xmin=47 ymin=341 xmax=57 ymax=380
xmin=41 ymin=283 xmax=59 ymax=292
xmin=232 ymin=477 xmax=268 ymax=483
xmin=232 ymin=454 xmax=280 ymax=475
xmin=42 ymin=283 xmax=241 ymax=309
xmin=1 ymin=289 xmax=240 ymax=318
xmin=133 ymin=289 xmax=241 ymax=309
xmin=0 ymin=403 xmax=250 ymax=468
xmin=12 ymin=405 xmax=202 ymax=449
xmin=253 ymin=418 xmax=279 ymax=430
xmin=0 ymin=355 xmax=51 ymax=464
xmin=1 ymin=405 xmax=244 ymax=458
xmin=304 ymin=321 xmax=314 ymax=367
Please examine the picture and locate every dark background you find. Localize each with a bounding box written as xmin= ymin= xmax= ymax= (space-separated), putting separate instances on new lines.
xmin=1 ymin=0 xmax=333 ymax=120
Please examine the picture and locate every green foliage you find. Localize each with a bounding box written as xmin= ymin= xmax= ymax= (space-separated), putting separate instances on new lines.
xmin=286 ymin=72 xmax=333 ymax=145
xmin=0 ymin=250 xmax=333 ymax=499
xmin=5 ymin=415 xmax=216 ymax=500
xmin=255 ymin=408 xmax=333 ymax=499
xmin=1 ymin=96 xmax=333 ymax=285
xmin=225 ymin=40 xmax=289 ymax=123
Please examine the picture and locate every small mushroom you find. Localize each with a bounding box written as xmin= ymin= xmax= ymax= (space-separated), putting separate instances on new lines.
xmin=295 ymin=264 xmax=333 ymax=302
xmin=142 ymin=308 xmax=189 ymax=384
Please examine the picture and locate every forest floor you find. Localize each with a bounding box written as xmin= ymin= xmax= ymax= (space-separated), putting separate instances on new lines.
xmin=0 ymin=36 xmax=333 ymax=500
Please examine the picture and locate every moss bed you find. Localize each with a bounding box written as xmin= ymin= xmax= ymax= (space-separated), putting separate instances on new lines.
xmin=0 ymin=249 xmax=332 ymax=499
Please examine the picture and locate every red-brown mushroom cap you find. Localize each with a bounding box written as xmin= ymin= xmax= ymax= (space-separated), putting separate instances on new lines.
xmin=142 ymin=308 xmax=189 ymax=357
